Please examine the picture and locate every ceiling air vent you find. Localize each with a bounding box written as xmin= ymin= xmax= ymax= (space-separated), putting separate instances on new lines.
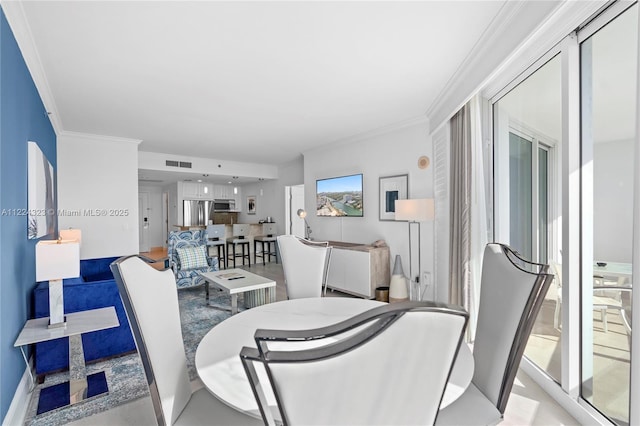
xmin=165 ymin=160 xmax=179 ymax=167
xmin=179 ymin=162 xmax=192 ymax=168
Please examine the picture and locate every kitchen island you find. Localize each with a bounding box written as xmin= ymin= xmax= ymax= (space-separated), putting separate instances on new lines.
xmin=172 ymin=223 xmax=278 ymax=262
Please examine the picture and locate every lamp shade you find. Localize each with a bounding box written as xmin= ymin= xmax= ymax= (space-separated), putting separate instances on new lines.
xmin=394 ymin=198 xmax=435 ymax=222
xmin=297 ymin=209 xmax=307 ymax=218
xmin=36 ymin=240 xmax=80 ymax=281
xmin=59 ymin=228 xmax=82 ymax=244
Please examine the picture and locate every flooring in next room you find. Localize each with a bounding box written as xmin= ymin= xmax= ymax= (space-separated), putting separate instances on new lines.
xmin=64 ymin=257 xmax=578 ymax=426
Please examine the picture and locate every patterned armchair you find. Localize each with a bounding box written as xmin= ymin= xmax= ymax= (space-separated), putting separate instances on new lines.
xmin=167 ymin=230 xmax=219 ymax=289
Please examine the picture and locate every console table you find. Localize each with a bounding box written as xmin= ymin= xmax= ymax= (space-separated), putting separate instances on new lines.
xmin=14 ymin=307 xmax=119 ymax=414
xmin=325 ymin=241 xmax=390 ymax=298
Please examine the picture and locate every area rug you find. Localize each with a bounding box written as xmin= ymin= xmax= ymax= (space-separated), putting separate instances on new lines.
xmin=24 ymin=287 xmax=239 ymax=426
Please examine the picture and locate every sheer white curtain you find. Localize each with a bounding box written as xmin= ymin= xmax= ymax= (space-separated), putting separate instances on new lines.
xmin=448 ymin=95 xmax=488 ymax=340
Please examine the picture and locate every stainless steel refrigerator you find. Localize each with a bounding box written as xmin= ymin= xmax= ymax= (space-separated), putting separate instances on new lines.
xmin=183 ymin=200 xmax=214 ymax=226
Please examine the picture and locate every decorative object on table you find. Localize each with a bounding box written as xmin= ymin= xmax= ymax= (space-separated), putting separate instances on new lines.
xmin=247 ymin=195 xmax=257 ymax=214
xmin=389 ymin=254 xmax=408 ymax=303
xmin=111 ymin=256 xmax=260 ymax=426
xmin=297 ymin=208 xmax=312 ymax=239
xmin=395 ymin=198 xmax=434 ymax=301
xmin=277 ymin=235 xmax=332 ymax=299
xmin=35 ymin=238 xmax=81 ymax=327
xmin=375 ymin=286 xmax=390 ymax=302
xmin=27 ymin=141 xmax=56 ymax=239
xmin=379 ymin=174 xmax=408 ymax=221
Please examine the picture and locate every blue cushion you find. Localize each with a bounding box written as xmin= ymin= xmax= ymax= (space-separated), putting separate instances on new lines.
xmin=82 ymin=271 xmax=113 ymax=282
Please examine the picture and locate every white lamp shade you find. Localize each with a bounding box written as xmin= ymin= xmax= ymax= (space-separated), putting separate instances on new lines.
xmin=36 ymin=240 xmax=80 ymax=281
xmin=59 ymin=228 xmax=82 ymax=243
xmin=395 ymin=198 xmax=435 ymax=222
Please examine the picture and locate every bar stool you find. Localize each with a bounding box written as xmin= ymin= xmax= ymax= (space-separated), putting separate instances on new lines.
xmin=254 ymin=223 xmax=278 ymax=265
xmin=226 ymin=224 xmax=251 ymax=268
xmin=206 ymin=224 xmax=226 ymax=269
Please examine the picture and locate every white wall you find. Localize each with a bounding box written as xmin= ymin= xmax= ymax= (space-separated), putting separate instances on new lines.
xmin=237 ymin=158 xmax=304 ymax=236
xmin=139 ymin=185 xmax=165 ymax=248
xmin=303 ymin=119 xmax=434 ymax=289
xmin=57 ymin=133 xmax=140 ymax=259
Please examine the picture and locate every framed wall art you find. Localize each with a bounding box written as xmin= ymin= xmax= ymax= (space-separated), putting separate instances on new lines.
xmin=27 ymin=141 xmax=56 ymax=239
xmin=379 ymin=174 xmax=408 ymax=221
xmin=247 ymin=195 xmax=257 ymax=215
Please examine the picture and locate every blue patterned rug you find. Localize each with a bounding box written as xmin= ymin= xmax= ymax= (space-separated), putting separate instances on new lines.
xmin=24 ymin=286 xmax=238 ymax=425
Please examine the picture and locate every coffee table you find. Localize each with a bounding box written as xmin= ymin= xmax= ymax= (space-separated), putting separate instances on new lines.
xmin=198 ymin=268 xmax=276 ymax=314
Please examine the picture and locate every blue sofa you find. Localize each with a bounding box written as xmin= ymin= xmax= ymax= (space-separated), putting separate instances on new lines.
xmin=33 ymin=256 xmax=136 ymax=376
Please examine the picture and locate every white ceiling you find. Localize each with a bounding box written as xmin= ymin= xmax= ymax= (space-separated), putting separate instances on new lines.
xmin=9 ymin=0 xmax=509 ymax=169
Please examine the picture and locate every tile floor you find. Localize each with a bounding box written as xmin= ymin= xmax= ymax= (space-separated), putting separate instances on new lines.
xmin=65 ymin=256 xmax=578 ymax=425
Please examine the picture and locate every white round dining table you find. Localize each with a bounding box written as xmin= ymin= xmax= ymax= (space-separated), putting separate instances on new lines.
xmin=195 ymin=297 xmax=474 ymax=421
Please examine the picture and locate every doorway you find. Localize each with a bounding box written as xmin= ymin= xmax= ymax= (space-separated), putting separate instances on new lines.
xmin=285 ymin=184 xmax=305 ymax=237
xmin=139 ymin=192 xmax=150 ymax=252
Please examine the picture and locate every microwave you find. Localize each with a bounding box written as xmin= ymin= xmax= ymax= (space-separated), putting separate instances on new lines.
xmin=213 ymin=199 xmax=235 ymax=212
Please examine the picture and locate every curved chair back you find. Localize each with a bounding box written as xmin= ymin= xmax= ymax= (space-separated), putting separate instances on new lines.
xmin=168 ymin=230 xmax=207 ymax=268
xmin=472 ymin=243 xmax=553 ymax=414
xmin=111 ymin=256 xmax=192 ymax=425
xmin=277 ymin=235 xmax=331 ymax=299
xmin=241 ymin=301 xmax=468 ymax=425
xmin=206 ymin=224 xmax=226 ymax=241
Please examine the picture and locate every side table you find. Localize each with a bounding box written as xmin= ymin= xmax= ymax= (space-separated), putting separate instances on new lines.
xmin=14 ymin=306 xmax=119 ymax=415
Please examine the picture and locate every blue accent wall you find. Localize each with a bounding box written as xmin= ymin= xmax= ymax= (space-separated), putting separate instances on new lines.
xmin=0 ymin=8 xmax=56 ymax=421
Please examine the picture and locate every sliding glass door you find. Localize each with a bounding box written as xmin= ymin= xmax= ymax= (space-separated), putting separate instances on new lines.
xmin=580 ymin=4 xmax=637 ymax=424
xmin=491 ymin=2 xmax=638 ymax=424
xmin=493 ymin=54 xmax=561 ymax=382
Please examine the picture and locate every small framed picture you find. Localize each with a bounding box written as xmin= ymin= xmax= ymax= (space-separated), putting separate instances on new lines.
xmin=379 ymin=174 xmax=408 ymax=221
xmin=247 ymin=195 xmax=257 ymax=215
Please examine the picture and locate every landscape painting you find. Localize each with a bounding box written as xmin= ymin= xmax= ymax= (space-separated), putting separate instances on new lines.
xmin=316 ymin=174 xmax=363 ymax=217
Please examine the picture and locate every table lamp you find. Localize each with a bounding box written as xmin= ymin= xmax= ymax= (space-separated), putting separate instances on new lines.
xmin=395 ymin=198 xmax=434 ymax=301
xmin=59 ymin=228 xmax=82 ymax=244
xmin=36 ymin=239 xmax=80 ymax=328
xmin=297 ymin=209 xmax=312 ymax=240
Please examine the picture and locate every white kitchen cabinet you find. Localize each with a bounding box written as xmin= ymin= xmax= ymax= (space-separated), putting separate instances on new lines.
xmin=213 ymin=184 xmax=235 ymax=200
xmin=182 ymin=182 xmax=213 ymax=200
xmin=326 ymin=242 xmax=390 ymax=299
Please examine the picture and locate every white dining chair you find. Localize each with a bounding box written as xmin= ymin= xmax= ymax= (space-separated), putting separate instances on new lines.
xmin=553 ymin=261 xmax=629 ymax=333
xmin=111 ymin=255 xmax=260 ymax=426
xmin=240 ymin=301 xmax=469 ymax=426
xmin=436 ymin=243 xmax=554 ymax=425
xmin=276 ymin=235 xmax=332 ymax=299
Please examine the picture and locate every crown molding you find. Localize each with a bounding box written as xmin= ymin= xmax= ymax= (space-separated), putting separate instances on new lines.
xmin=306 ymin=114 xmax=429 ymax=156
xmin=1 ymin=0 xmax=63 ymax=134
xmin=426 ymin=0 xmax=570 ymax=133
xmin=481 ymin=0 xmax=609 ymax=101
xmin=425 ymin=1 xmax=529 ymax=123
xmin=59 ymin=131 xmax=142 ymax=146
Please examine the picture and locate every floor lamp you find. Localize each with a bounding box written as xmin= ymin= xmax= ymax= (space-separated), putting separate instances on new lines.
xmin=297 ymin=209 xmax=312 ymax=240
xmin=395 ymin=198 xmax=434 ymax=301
